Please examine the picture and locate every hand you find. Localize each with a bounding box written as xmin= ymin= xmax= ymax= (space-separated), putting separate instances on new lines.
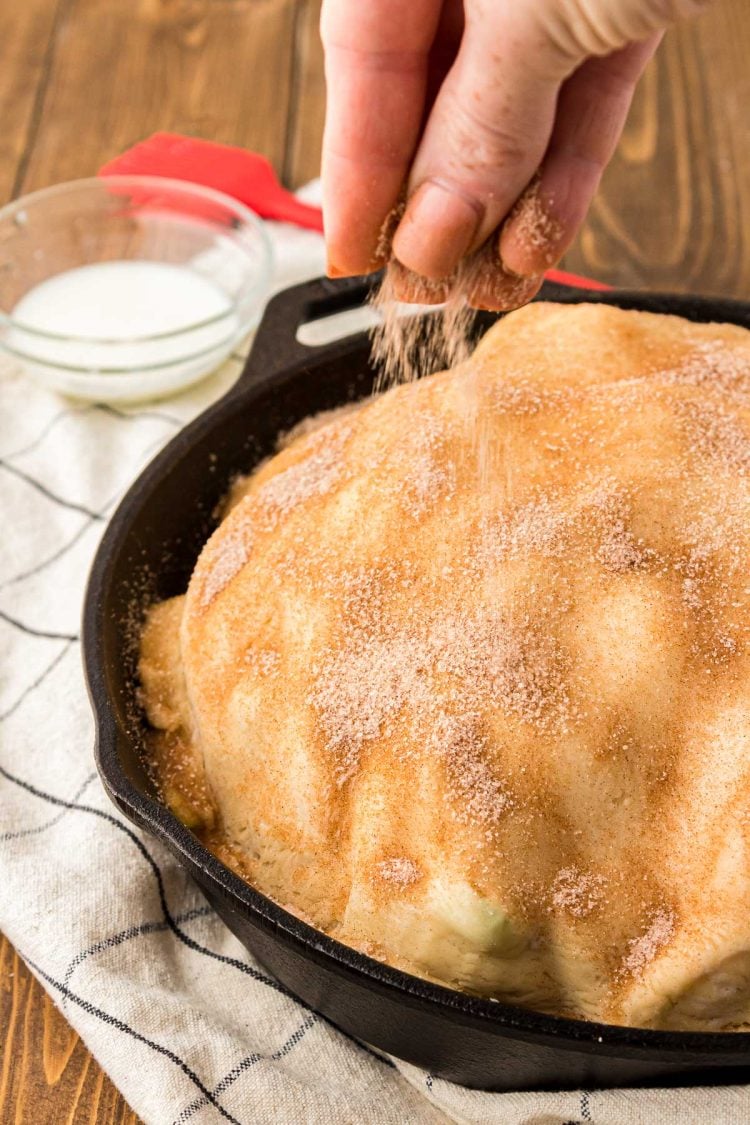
xmin=321 ymin=0 xmax=712 ymax=308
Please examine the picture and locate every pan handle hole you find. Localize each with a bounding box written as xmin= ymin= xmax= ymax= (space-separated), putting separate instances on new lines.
xmin=295 ymin=302 xmax=440 ymax=348
xmin=296 ymin=305 xmax=380 ymax=347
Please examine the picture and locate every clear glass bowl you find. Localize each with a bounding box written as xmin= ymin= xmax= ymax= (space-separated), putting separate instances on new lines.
xmin=0 ymin=176 xmax=273 ymax=402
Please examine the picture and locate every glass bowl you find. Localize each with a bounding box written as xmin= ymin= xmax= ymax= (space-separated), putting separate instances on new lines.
xmin=0 ymin=176 xmax=273 ymax=402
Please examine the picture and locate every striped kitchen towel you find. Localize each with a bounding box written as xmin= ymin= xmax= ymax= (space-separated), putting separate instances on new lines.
xmin=1 ymin=183 xmax=748 ymax=1124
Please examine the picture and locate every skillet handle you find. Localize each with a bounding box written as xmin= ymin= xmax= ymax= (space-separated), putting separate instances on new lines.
xmin=237 ymin=267 xmax=610 ymax=391
xmin=238 ymin=274 xmax=378 ymax=388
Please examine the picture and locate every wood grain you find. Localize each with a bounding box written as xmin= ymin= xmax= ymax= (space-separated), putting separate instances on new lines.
xmin=13 ymin=0 xmax=301 ymax=197
xmin=0 ymin=0 xmax=61 ymax=202
xmin=1 ymin=0 xmax=750 ymax=1121
xmin=284 ymin=0 xmax=325 ymax=188
xmin=566 ymin=0 xmax=750 ymax=296
xmin=0 ymin=934 xmax=140 ymax=1124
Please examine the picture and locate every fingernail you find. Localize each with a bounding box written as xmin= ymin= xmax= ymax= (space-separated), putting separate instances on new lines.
xmin=326 ymin=259 xmax=348 ymax=278
xmin=465 ymin=250 xmax=543 ymax=312
xmin=392 ymin=179 xmax=484 ymax=280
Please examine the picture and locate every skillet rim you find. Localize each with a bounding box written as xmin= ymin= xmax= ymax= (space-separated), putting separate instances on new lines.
xmin=83 ymin=276 xmax=750 ymax=1064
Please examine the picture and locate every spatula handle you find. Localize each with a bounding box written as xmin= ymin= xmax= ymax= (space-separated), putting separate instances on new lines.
xmin=254 ymin=193 xmax=324 ymax=231
xmin=545 ymin=268 xmax=611 ymax=291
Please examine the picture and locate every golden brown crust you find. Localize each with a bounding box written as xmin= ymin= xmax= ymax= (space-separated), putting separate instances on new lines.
xmin=139 ymin=302 xmax=750 ymax=1029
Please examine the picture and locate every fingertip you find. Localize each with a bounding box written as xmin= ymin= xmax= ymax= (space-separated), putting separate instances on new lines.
xmin=321 ymin=155 xmax=405 ymax=278
xmin=326 ymin=262 xmax=353 ymax=279
xmin=324 ymin=248 xmax=383 ymax=278
xmin=386 ymin=244 xmax=543 ymax=311
xmin=388 ymin=259 xmax=451 ymax=304
xmin=461 ymin=244 xmax=543 ymax=310
xmin=322 ymin=215 xmax=390 ymax=277
xmin=498 ymin=179 xmax=565 ymax=278
xmin=499 ymin=229 xmax=561 ymax=279
xmin=467 ymin=271 xmax=543 ymax=312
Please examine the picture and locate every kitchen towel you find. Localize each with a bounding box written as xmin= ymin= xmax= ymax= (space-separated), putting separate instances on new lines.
xmin=1 ymin=181 xmax=748 ymax=1125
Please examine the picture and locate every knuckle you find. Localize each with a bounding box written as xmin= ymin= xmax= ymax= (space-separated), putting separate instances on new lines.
xmin=447 ymin=97 xmax=529 ymax=171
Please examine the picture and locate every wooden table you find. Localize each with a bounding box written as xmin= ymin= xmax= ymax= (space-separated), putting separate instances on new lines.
xmin=1 ymin=0 xmax=749 ymax=1120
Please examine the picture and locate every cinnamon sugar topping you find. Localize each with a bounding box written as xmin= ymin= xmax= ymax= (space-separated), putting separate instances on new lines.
xmin=551 ymin=867 xmax=607 ymax=919
xmin=309 ymin=596 xmax=570 ymax=793
xmin=198 ymin=423 xmax=352 ymax=608
xmin=506 ymin=177 xmax=563 ymax=264
xmin=198 ymin=508 xmax=255 ymax=608
xmin=620 ymin=908 xmax=676 ymax=979
xmin=376 ymin=857 xmax=421 ymax=887
xmin=256 ymin=432 xmax=347 ymax=520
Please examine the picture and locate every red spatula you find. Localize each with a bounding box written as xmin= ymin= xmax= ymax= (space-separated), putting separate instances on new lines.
xmin=100 ymin=132 xmax=324 ymax=232
xmin=544 ymin=267 xmax=610 ymax=291
xmin=100 ymin=134 xmax=609 ymax=291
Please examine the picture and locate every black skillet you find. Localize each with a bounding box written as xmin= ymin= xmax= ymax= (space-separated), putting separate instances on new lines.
xmin=84 ymin=275 xmax=750 ymax=1091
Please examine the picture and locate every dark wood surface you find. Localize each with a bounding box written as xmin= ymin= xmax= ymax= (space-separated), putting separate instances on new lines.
xmin=1 ymin=0 xmax=749 ymax=1120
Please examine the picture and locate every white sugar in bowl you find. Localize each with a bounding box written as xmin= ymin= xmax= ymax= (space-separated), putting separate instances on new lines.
xmin=0 ymin=177 xmax=272 ymax=402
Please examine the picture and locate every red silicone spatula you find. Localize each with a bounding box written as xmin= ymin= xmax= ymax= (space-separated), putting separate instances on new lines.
xmin=101 ymin=134 xmax=609 ymax=291
xmin=100 ymin=132 xmax=324 ymax=232
xmin=543 ymin=267 xmax=610 ymax=291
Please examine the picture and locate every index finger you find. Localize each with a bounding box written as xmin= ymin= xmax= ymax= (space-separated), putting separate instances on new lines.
xmin=321 ymin=0 xmax=443 ymax=276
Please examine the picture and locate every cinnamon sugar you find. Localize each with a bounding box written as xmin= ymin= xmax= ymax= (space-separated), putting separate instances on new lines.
xmin=506 ymin=177 xmax=563 ymax=264
xmin=675 ymin=395 xmax=750 ymax=477
xmin=551 ymin=867 xmax=607 ymax=919
xmin=369 ymin=251 xmax=542 ymax=393
xmin=308 ymin=592 xmax=571 ymax=798
xmin=400 ymin=413 xmax=457 ymax=518
xmin=620 ymin=908 xmax=675 ymax=979
xmin=198 ymin=507 xmax=255 ymax=608
xmin=257 ymin=438 xmax=344 ymax=519
xmin=596 ymin=530 xmax=649 ymax=574
xmin=369 ymin=263 xmax=476 ymax=393
xmin=376 ymin=857 xmax=421 ymax=887
xmin=368 ymin=175 xmax=552 ymax=395
xmin=666 ymin=338 xmax=750 ymax=400
xmin=476 ymin=483 xmax=653 ymax=578
xmin=436 ymin=713 xmax=514 ymax=834
xmin=199 ymin=423 xmax=352 ymax=608
xmin=243 ymin=647 xmax=280 ymax=676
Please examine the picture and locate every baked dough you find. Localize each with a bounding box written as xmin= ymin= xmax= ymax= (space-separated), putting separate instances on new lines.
xmin=140 ymin=302 xmax=750 ymax=1030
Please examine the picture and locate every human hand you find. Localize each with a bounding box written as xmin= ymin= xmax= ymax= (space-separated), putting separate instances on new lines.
xmin=321 ymin=0 xmax=712 ymax=308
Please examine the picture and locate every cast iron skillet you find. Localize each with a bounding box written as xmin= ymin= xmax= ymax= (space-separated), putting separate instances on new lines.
xmin=84 ymin=275 xmax=750 ymax=1091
